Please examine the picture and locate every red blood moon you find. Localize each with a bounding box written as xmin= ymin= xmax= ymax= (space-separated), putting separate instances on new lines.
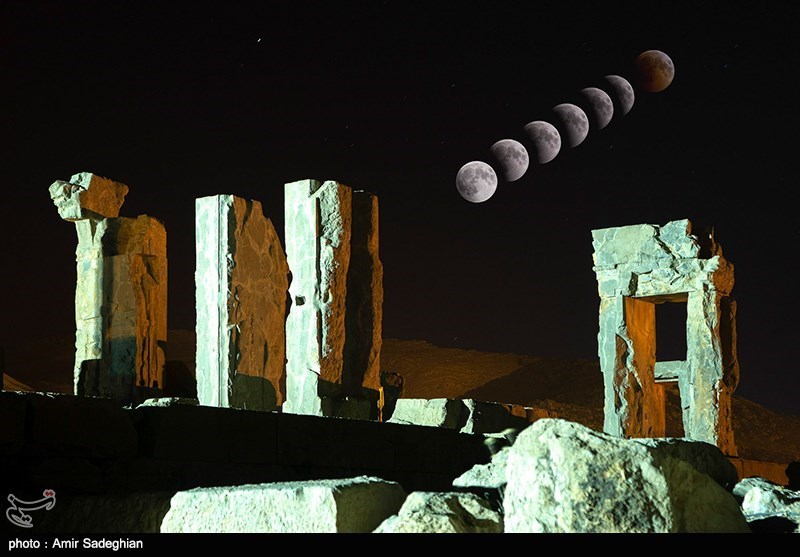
xmin=633 ymin=50 xmax=675 ymax=93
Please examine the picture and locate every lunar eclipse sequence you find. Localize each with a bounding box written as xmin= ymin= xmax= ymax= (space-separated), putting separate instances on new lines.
xmin=456 ymin=49 xmax=675 ymax=203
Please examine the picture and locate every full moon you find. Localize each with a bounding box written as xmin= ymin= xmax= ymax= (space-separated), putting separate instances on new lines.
xmin=456 ymin=161 xmax=498 ymax=203
xmin=489 ymin=139 xmax=529 ymax=182
xmin=633 ymin=49 xmax=675 ymax=93
xmin=523 ymin=121 xmax=561 ymax=164
xmin=603 ymin=74 xmax=635 ymax=115
xmin=551 ymin=103 xmax=589 ymax=148
xmin=579 ymin=87 xmax=614 ymax=130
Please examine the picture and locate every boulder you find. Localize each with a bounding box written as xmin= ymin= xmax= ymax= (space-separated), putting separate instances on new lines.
xmin=373 ymin=491 xmax=502 ymax=533
xmin=503 ymin=418 xmax=749 ymax=533
xmin=734 ymin=477 xmax=800 ymax=533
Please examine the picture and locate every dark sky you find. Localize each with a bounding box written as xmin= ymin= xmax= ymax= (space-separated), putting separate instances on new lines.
xmin=1 ymin=2 xmax=797 ymax=416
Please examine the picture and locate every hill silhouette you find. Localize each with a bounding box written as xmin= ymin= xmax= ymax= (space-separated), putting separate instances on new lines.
xmin=4 ymin=331 xmax=798 ymax=465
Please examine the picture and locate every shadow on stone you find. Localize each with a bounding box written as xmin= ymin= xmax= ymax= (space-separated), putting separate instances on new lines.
xmin=231 ymin=374 xmax=278 ymax=412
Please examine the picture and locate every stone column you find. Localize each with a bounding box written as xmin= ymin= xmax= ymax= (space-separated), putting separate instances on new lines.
xmin=283 ymin=179 xmax=382 ymax=418
xmin=195 ymin=195 xmax=289 ymax=411
xmin=50 ymin=172 xmax=167 ymax=405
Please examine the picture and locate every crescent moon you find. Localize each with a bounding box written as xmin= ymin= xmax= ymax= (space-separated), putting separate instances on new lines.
xmin=456 ymin=161 xmax=498 ymax=203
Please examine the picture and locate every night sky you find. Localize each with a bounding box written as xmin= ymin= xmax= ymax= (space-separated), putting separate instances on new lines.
xmin=1 ymin=2 xmax=797 ymax=416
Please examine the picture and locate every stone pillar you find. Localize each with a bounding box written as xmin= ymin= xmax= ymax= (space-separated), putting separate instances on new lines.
xmin=592 ymin=219 xmax=738 ymax=455
xmin=684 ymin=290 xmax=739 ymax=455
xmin=50 ymin=172 xmax=167 ymax=405
xmin=597 ymin=295 xmax=664 ymax=438
xmin=195 ymin=195 xmax=289 ymax=411
xmin=283 ymin=179 xmax=382 ymax=418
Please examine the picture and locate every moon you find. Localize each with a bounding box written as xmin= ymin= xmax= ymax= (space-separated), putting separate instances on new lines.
xmin=551 ymin=103 xmax=589 ymax=148
xmin=489 ymin=139 xmax=529 ymax=182
xmin=633 ymin=49 xmax=675 ymax=93
xmin=579 ymin=87 xmax=614 ymax=130
xmin=456 ymin=161 xmax=498 ymax=203
xmin=523 ymin=121 xmax=561 ymax=164
xmin=603 ymin=74 xmax=635 ymax=116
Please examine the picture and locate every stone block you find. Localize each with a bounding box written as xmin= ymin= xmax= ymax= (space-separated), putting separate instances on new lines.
xmin=25 ymin=392 xmax=137 ymax=459
xmin=132 ymin=404 xmax=278 ymax=465
xmin=160 ymin=476 xmax=407 ymax=533
xmin=374 ymin=491 xmax=502 ymax=533
xmin=388 ymin=398 xmax=528 ymax=435
xmin=49 ymin=172 xmax=128 ymax=221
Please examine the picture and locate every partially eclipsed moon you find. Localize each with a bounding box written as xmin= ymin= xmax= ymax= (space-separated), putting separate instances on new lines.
xmin=633 ymin=49 xmax=675 ymax=93
xmin=456 ymin=161 xmax=498 ymax=203
xmin=523 ymin=121 xmax=561 ymax=164
xmin=603 ymin=74 xmax=634 ymax=116
xmin=489 ymin=139 xmax=529 ymax=182
xmin=580 ymin=87 xmax=614 ymax=130
xmin=551 ymin=103 xmax=589 ymax=148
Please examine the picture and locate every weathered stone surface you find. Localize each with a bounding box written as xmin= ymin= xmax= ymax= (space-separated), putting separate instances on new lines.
xmin=343 ymin=191 xmax=383 ymax=397
xmin=283 ymin=180 xmax=383 ymax=418
xmin=50 ymin=172 xmax=168 ymax=406
xmin=72 ymin=215 xmax=167 ymax=404
xmin=160 ymin=476 xmax=407 ymax=533
xmin=388 ymin=398 xmax=528 ymax=434
xmin=453 ymin=445 xmax=510 ymax=491
xmin=195 ymin=195 xmax=288 ymax=411
xmin=592 ymin=219 xmax=738 ymax=456
xmin=504 ymin=419 xmax=749 ymax=533
xmin=373 ymin=491 xmax=502 ymax=533
xmin=735 ymin=477 xmax=800 ymax=527
xmin=49 ymin=172 xmax=128 ymax=221
xmin=33 ymin=492 xmax=173 ymax=533
xmin=632 ymin=436 xmax=740 ymax=490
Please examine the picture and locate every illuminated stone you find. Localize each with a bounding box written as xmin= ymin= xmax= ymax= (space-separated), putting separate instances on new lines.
xmin=735 ymin=477 xmax=800 ymax=531
xmin=591 ymin=219 xmax=738 ymax=456
xmin=160 ymin=476 xmax=406 ymax=533
xmin=504 ymin=419 xmax=749 ymax=533
xmin=50 ymin=173 xmax=167 ymax=405
xmin=49 ymin=172 xmax=128 ymax=221
xmin=194 ymin=195 xmax=289 ymax=411
xmin=373 ymin=491 xmax=502 ymax=533
xmin=73 ymin=216 xmax=167 ymax=402
xmin=388 ymin=398 xmax=528 ymax=434
xmin=283 ymin=179 xmax=382 ymax=418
